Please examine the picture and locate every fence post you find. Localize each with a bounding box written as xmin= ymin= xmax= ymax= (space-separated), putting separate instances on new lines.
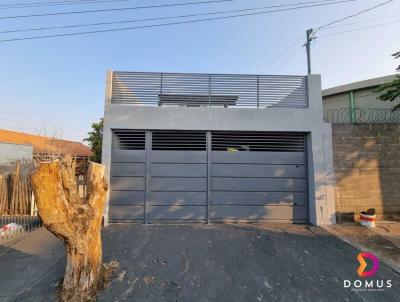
xmin=257 ymin=75 xmax=260 ymax=108
xmin=208 ymin=74 xmax=211 ymax=107
xmin=349 ymin=91 xmax=356 ymax=123
xmin=30 ymin=191 xmax=36 ymax=216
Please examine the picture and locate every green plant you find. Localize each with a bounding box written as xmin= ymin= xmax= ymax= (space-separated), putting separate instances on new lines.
xmin=376 ymin=51 xmax=400 ymax=111
xmin=84 ymin=118 xmax=103 ymax=163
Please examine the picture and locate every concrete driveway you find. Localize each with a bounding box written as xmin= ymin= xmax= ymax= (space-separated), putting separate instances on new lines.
xmin=1 ymin=224 xmax=400 ymax=302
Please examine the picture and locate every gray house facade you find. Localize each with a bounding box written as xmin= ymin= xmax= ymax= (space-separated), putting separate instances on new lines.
xmin=102 ymin=71 xmax=335 ymax=226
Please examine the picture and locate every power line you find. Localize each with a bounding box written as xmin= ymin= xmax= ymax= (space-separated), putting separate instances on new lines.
xmin=0 ymin=111 xmax=97 ymax=119
xmin=1 ymin=0 xmax=107 ymax=5
xmin=315 ymin=0 xmax=395 ymax=32
xmin=304 ymin=0 xmax=396 ymax=73
xmin=270 ymin=46 xmax=303 ymax=73
xmin=318 ymin=19 xmax=400 ymax=38
xmin=0 ymin=0 xmax=136 ymax=10
xmin=0 ymin=0 xmax=234 ymax=20
xmin=319 ymin=12 xmax=400 ymax=30
xmin=0 ymin=118 xmax=90 ymax=125
xmin=0 ymin=0 xmax=94 ymax=7
xmin=261 ymin=35 xmax=303 ymax=72
xmin=0 ymin=0 xmax=343 ymax=34
xmin=263 ymin=2 xmax=399 ymax=73
xmin=0 ymin=0 xmax=355 ymax=43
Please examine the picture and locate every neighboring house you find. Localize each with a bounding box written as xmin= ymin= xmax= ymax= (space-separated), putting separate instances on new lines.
xmin=0 ymin=129 xmax=92 ymax=175
xmin=0 ymin=142 xmax=33 ymax=165
xmin=322 ymin=74 xmax=398 ymax=123
xmin=102 ymin=71 xmax=335 ymax=226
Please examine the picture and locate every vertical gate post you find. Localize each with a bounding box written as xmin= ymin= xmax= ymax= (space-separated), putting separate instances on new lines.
xmin=206 ymin=131 xmax=212 ymax=224
xmin=208 ymin=75 xmax=212 ymax=107
xmin=101 ymin=70 xmax=113 ymax=226
xmin=144 ymin=131 xmax=152 ymax=224
xmin=257 ymin=75 xmax=260 ymax=108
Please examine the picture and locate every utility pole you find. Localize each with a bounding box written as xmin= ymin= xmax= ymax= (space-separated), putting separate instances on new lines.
xmin=305 ymin=28 xmax=314 ymax=74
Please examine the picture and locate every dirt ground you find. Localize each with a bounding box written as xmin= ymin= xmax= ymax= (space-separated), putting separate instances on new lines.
xmin=324 ymin=221 xmax=400 ymax=273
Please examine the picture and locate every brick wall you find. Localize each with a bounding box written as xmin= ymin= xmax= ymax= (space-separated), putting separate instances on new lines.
xmin=332 ymin=124 xmax=400 ymax=221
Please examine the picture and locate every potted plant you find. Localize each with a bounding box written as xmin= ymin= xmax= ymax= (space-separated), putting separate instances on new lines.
xmin=360 ymin=208 xmax=376 ymax=227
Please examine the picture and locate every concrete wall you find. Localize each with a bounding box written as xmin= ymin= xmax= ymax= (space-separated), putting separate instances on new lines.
xmin=0 ymin=142 xmax=33 ymax=165
xmin=332 ymin=124 xmax=400 ymax=221
xmin=102 ymin=72 xmax=336 ymax=226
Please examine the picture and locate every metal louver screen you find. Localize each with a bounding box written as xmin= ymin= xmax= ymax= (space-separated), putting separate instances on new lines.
xmin=152 ymin=131 xmax=206 ymax=151
xmin=211 ymin=131 xmax=305 ymax=152
xmin=111 ymin=72 xmax=308 ymax=108
xmin=113 ymin=130 xmax=146 ymax=150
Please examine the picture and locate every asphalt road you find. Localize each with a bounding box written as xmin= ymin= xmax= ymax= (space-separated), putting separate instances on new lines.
xmin=1 ymin=224 xmax=400 ymax=301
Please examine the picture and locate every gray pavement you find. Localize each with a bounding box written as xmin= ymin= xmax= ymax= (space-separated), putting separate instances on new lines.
xmin=1 ymin=224 xmax=400 ymax=301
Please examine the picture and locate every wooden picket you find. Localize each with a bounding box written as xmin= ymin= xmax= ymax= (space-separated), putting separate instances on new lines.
xmin=0 ymin=163 xmax=32 ymax=216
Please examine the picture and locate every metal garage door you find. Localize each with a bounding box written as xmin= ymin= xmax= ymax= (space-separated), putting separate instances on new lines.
xmin=148 ymin=131 xmax=207 ymax=222
xmin=109 ymin=130 xmax=308 ymax=223
xmin=210 ymin=131 xmax=308 ymax=223
xmin=109 ymin=130 xmax=146 ymax=222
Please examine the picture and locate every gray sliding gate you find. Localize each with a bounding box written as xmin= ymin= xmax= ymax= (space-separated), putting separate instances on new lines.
xmin=109 ymin=130 xmax=308 ymax=223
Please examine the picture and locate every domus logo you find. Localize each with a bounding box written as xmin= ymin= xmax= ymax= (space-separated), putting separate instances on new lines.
xmin=357 ymin=252 xmax=379 ymax=277
xmin=344 ymin=252 xmax=392 ymax=292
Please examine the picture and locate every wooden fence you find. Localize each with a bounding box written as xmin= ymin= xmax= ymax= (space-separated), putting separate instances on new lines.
xmin=0 ymin=161 xmax=88 ymax=243
xmin=0 ymin=161 xmax=87 ymax=216
xmin=0 ymin=164 xmax=33 ymax=216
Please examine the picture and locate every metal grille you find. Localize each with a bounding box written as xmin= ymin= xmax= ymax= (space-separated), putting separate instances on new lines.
xmin=112 ymin=72 xmax=308 ymax=108
xmin=113 ymin=130 xmax=146 ymax=150
xmin=152 ymin=131 xmax=207 ymax=150
xmin=211 ymin=131 xmax=305 ymax=152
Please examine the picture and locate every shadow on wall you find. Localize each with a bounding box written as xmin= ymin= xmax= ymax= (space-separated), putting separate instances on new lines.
xmin=332 ymin=124 xmax=400 ymax=222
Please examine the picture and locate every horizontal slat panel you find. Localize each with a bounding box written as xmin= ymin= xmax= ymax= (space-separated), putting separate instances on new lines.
xmin=113 ymin=130 xmax=145 ymax=150
xmin=109 ymin=191 xmax=144 ymax=205
xmin=151 ymin=151 xmax=206 ymax=163
xmin=211 ymin=151 xmax=305 ymax=164
xmin=212 ymin=178 xmax=307 ymax=192
xmin=111 ymin=72 xmax=308 ymax=108
xmin=211 ymin=192 xmax=307 ymax=206
xmin=150 ymin=177 xmax=206 ymax=192
xmin=111 ymin=150 xmax=146 ymax=163
xmin=109 ymin=205 xmax=144 ymax=221
xmin=152 ymin=130 xmax=206 ymax=151
xmin=211 ymin=164 xmax=305 ymax=178
xmin=148 ymin=192 xmax=207 ymax=205
xmin=151 ymin=163 xmax=207 ymax=177
xmin=111 ymin=177 xmax=145 ymax=191
xmin=212 ymin=131 xmax=305 ymax=152
xmin=210 ymin=205 xmax=307 ymax=220
xmin=111 ymin=163 xmax=145 ymax=176
xmin=148 ymin=206 xmax=206 ymax=220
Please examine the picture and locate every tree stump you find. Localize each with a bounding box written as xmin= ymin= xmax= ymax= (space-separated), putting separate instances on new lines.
xmin=31 ymin=156 xmax=108 ymax=302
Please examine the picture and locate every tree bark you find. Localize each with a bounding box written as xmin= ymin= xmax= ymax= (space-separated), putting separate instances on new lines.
xmin=31 ymin=156 xmax=108 ymax=302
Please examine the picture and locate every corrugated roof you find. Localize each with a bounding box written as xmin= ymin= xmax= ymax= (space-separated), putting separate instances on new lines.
xmin=0 ymin=129 xmax=92 ymax=157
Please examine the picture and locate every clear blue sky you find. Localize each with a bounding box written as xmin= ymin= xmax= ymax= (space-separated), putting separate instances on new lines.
xmin=0 ymin=0 xmax=399 ymax=142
